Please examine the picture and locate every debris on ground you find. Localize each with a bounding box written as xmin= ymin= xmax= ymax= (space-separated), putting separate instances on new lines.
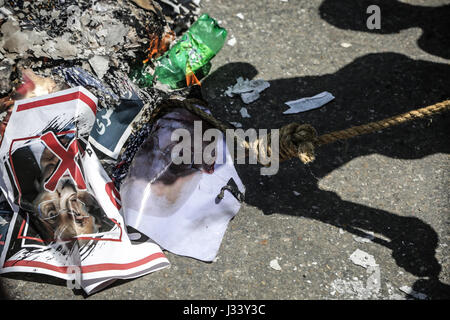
xmin=353 ymin=231 xmax=375 ymax=243
xmin=331 ymin=249 xmax=381 ymax=299
xmin=349 ymin=249 xmax=378 ymax=268
xmin=227 ymin=35 xmax=236 ymax=46
xmin=399 ymin=286 xmax=428 ymax=300
xmin=330 ymin=268 xmax=380 ymax=299
xmin=229 ymin=121 xmax=243 ymax=128
xmin=283 ymin=91 xmax=334 ymax=114
xmin=270 ymin=258 xmax=282 ymax=271
xmin=0 ymin=0 xmax=239 ymax=294
xmin=225 ymin=77 xmax=270 ymax=104
xmin=134 ymin=13 xmax=227 ymax=89
xmin=240 ymin=107 xmax=251 ymax=118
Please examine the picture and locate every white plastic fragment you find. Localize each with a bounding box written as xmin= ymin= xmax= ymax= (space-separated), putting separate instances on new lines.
xmin=236 ymin=13 xmax=244 ymax=20
xmin=353 ymin=231 xmax=375 ymax=243
xmin=227 ymin=35 xmax=236 ymax=46
xmin=88 ymin=55 xmax=110 ymax=79
xmin=340 ymin=42 xmax=352 ymax=48
xmin=225 ymin=77 xmax=270 ymax=104
xmin=241 ymin=91 xmax=261 ymax=104
xmin=240 ymin=107 xmax=251 ymax=118
xmin=283 ymin=91 xmax=334 ymax=114
xmin=349 ymin=249 xmax=378 ymax=268
xmin=270 ymin=259 xmax=282 ymax=271
xmin=229 ymin=121 xmax=242 ymax=128
xmin=399 ymin=286 xmax=428 ymax=300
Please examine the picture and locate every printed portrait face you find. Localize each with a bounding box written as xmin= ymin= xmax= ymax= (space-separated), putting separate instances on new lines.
xmin=121 ymin=108 xmax=217 ymax=218
xmin=32 ymin=178 xmax=100 ymax=243
xmin=6 ymin=128 xmax=116 ymax=247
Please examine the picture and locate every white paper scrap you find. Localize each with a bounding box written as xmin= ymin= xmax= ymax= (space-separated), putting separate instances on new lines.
xmin=349 ymin=249 xmax=378 ymax=269
xmin=283 ymin=91 xmax=334 ymax=114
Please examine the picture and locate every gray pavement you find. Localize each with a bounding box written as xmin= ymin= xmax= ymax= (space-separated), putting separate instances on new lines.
xmin=1 ymin=0 xmax=449 ymax=299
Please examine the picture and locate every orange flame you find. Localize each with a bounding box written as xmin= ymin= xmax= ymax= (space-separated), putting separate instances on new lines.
xmin=186 ymin=72 xmax=201 ymax=87
xmin=143 ymin=31 xmax=176 ymax=64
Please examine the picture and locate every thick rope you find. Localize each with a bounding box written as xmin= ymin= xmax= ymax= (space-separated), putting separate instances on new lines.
xmin=316 ymin=100 xmax=450 ymax=147
xmin=148 ymin=98 xmax=450 ymax=166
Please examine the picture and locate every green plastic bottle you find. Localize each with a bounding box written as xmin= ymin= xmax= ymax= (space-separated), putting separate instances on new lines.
xmin=132 ymin=14 xmax=227 ymax=89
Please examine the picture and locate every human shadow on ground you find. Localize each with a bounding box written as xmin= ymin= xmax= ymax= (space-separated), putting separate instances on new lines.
xmin=0 ymin=280 xmax=9 ymax=299
xmin=318 ymin=0 xmax=450 ymax=59
xmin=201 ymin=54 xmax=450 ymax=299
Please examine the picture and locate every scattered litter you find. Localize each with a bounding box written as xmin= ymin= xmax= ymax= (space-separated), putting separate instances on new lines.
xmin=270 ymin=259 xmax=282 ymax=271
xmin=386 ymin=282 xmax=405 ymax=300
xmin=353 ymin=231 xmax=375 ymax=243
xmin=339 ymin=228 xmax=345 ymax=234
xmin=225 ymin=77 xmax=270 ymax=104
xmin=331 ymin=264 xmax=380 ymax=299
xmin=88 ymin=55 xmax=110 ymax=80
xmin=240 ymin=107 xmax=251 ymax=118
xmin=130 ymin=0 xmax=157 ymax=12
xmin=349 ymin=249 xmax=378 ymax=268
xmin=330 ymin=278 xmax=366 ymax=298
xmin=230 ymin=121 xmax=243 ymax=128
xmin=365 ymin=266 xmax=381 ymax=296
xmin=283 ymin=91 xmax=335 ymax=114
xmin=142 ymin=14 xmax=227 ymax=89
xmin=236 ymin=13 xmax=244 ymax=20
xmin=340 ymin=42 xmax=352 ymax=48
xmin=227 ymin=35 xmax=237 ymax=46
xmin=399 ymin=286 xmax=428 ymax=300
xmin=293 ymin=191 xmax=300 ymax=196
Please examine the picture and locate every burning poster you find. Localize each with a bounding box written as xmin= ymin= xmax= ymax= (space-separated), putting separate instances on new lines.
xmin=0 ymin=87 xmax=169 ymax=294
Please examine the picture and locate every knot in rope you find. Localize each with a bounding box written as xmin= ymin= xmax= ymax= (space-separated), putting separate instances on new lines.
xmin=277 ymin=123 xmax=318 ymax=164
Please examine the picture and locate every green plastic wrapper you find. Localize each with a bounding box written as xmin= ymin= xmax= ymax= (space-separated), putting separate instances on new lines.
xmin=152 ymin=14 xmax=227 ymax=89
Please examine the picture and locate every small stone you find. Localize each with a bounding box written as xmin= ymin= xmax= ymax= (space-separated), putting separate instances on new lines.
xmin=270 ymin=259 xmax=282 ymax=271
xmin=227 ymin=36 xmax=236 ymax=46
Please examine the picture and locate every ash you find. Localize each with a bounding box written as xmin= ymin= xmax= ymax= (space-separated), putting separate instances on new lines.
xmin=0 ymin=0 xmax=202 ymax=176
xmin=0 ymin=0 xmax=200 ymax=103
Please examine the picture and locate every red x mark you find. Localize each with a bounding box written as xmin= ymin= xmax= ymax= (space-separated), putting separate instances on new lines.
xmin=40 ymin=132 xmax=86 ymax=192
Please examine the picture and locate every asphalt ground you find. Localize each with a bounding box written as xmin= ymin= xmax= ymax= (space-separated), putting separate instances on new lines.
xmin=0 ymin=0 xmax=449 ymax=300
